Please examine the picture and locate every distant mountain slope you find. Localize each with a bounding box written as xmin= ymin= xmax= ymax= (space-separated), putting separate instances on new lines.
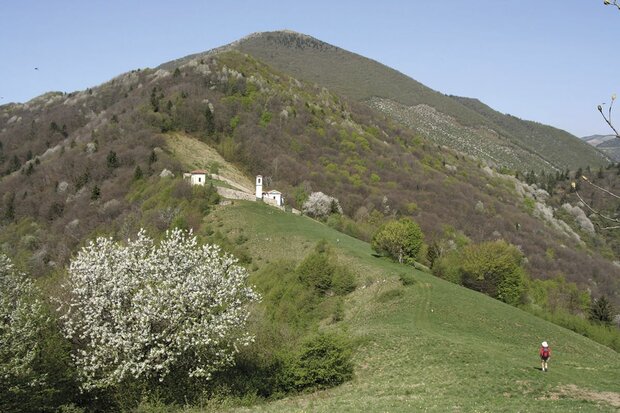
xmin=452 ymin=96 xmax=603 ymax=171
xmin=582 ymin=134 xmax=620 ymax=162
xmin=201 ymin=30 xmax=610 ymax=173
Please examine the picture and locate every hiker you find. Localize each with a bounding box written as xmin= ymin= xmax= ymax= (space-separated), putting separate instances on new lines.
xmin=539 ymin=341 xmax=551 ymax=372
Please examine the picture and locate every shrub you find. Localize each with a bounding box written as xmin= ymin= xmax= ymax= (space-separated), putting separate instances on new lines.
xmin=433 ymin=246 xmax=463 ymax=285
xmin=297 ymin=249 xmax=334 ymax=293
xmin=296 ymin=241 xmax=356 ymax=296
xmin=288 ymin=333 xmax=353 ymax=391
xmin=399 ymin=272 xmax=416 ymax=286
xmin=60 ymin=228 xmax=260 ymax=390
xmin=331 ymin=266 xmax=357 ymax=295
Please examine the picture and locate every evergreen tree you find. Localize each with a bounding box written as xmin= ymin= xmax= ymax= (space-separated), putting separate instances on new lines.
xmin=205 ymin=106 xmax=215 ymax=136
xmin=106 ymin=151 xmax=119 ymax=168
xmin=589 ymin=295 xmax=614 ymax=325
xmin=133 ymin=165 xmax=143 ymax=181
xmin=90 ymin=185 xmax=101 ymax=201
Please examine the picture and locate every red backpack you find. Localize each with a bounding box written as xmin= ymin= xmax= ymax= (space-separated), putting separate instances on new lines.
xmin=541 ymin=347 xmax=550 ymax=358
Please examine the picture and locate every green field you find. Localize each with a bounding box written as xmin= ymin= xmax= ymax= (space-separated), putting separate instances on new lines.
xmin=200 ymin=201 xmax=620 ymax=412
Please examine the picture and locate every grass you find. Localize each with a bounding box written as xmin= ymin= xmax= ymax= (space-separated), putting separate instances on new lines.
xmin=198 ymin=201 xmax=620 ymax=412
xmin=164 ymin=131 xmax=254 ymax=191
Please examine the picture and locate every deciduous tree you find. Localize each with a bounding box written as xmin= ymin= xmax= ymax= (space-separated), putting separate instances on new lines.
xmin=302 ymin=192 xmax=343 ymax=219
xmin=460 ymin=240 xmax=526 ymax=305
xmin=60 ymin=228 xmax=260 ymax=390
xmin=371 ymin=218 xmax=424 ymax=264
xmin=0 ymin=254 xmax=48 ymax=410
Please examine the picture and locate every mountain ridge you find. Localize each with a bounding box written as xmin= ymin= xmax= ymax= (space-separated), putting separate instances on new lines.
xmin=207 ymin=30 xmax=610 ymax=173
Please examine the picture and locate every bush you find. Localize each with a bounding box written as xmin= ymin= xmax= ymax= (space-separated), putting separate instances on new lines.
xmin=399 ymin=272 xmax=416 ymax=286
xmin=331 ymin=266 xmax=357 ymax=295
xmin=288 ymin=333 xmax=353 ymax=391
xmin=296 ymin=241 xmax=356 ymax=296
xmin=432 ymin=250 xmax=463 ymax=285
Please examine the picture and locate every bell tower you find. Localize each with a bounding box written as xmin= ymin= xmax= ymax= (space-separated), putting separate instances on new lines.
xmin=256 ymin=175 xmax=263 ymax=199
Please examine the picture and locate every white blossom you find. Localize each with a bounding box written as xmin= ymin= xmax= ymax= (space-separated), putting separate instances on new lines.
xmin=60 ymin=228 xmax=259 ymax=390
xmin=302 ymin=192 xmax=343 ymax=219
xmin=0 ymin=254 xmax=47 ymax=389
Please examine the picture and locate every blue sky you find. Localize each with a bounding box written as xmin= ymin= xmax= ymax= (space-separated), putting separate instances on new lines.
xmin=1 ymin=1 xmax=618 ymax=137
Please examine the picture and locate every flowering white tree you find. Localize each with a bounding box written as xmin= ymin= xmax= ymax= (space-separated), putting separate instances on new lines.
xmin=302 ymin=192 xmax=343 ymax=219
xmin=0 ymin=254 xmax=47 ymax=400
xmin=60 ymin=228 xmax=259 ymax=390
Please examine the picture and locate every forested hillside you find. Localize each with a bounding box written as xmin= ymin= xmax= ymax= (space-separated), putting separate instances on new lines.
xmin=205 ymin=30 xmax=611 ymax=174
xmin=1 ymin=48 xmax=618 ymax=304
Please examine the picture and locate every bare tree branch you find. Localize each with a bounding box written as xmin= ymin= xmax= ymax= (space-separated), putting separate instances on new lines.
xmin=580 ymin=175 xmax=620 ymax=199
xmin=598 ymin=96 xmax=620 ymax=138
xmin=604 ymin=0 xmax=620 ymax=11
xmin=573 ymin=188 xmax=620 ymax=227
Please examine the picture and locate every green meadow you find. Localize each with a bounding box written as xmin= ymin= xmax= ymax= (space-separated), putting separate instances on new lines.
xmin=197 ymin=201 xmax=620 ymax=412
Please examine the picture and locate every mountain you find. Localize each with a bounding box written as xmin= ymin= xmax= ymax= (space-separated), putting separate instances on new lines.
xmin=1 ymin=32 xmax=619 ymax=411
xmin=582 ymin=134 xmax=620 ymax=162
xmin=214 ymin=30 xmax=610 ymax=174
xmin=1 ymin=44 xmax=618 ymax=304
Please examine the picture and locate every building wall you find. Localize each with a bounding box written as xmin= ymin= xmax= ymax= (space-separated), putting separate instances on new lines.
xmin=191 ymin=174 xmax=206 ymax=186
xmin=256 ymin=175 xmax=263 ymax=199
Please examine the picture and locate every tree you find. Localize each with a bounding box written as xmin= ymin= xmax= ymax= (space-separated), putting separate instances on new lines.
xmin=302 ymin=192 xmax=343 ymax=219
xmin=371 ymin=218 xmax=424 ymax=264
xmin=459 ymin=240 xmax=525 ymax=305
xmin=90 ymin=184 xmax=101 ymax=200
xmin=589 ymin=295 xmax=615 ymax=324
xmin=133 ymin=165 xmax=143 ymax=181
xmin=2 ymin=191 xmax=15 ymax=221
xmin=205 ymin=106 xmax=216 ymax=136
xmin=60 ymin=228 xmax=260 ymax=390
xmin=0 ymin=254 xmax=48 ymax=411
xmin=106 ymin=150 xmax=119 ymax=168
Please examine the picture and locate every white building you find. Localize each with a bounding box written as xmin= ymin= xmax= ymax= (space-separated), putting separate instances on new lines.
xmin=188 ymin=170 xmax=208 ymax=186
xmin=256 ymin=175 xmax=284 ymax=207
xmin=265 ymin=190 xmax=283 ymax=206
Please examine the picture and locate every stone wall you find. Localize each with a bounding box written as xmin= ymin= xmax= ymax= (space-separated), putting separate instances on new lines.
xmin=216 ymin=187 xmax=256 ymax=202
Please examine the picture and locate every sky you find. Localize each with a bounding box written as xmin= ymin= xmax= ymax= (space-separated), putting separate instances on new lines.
xmin=1 ymin=1 xmax=619 ymax=137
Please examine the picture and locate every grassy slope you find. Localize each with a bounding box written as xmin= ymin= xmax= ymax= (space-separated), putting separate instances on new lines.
xmin=164 ymin=132 xmax=254 ymax=190
xmin=201 ymin=201 xmax=620 ymax=412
